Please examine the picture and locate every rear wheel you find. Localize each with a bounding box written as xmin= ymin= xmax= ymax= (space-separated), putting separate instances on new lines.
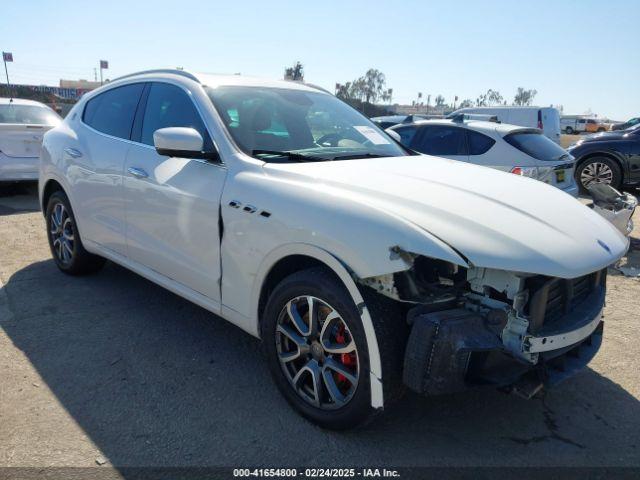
xmin=261 ymin=267 xmax=375 ymax=429
xmin=576 ymin=157 xmax=622 ymax=193
xmin=565 ymin=126 xmax=574 ymax=134
xmin=46 ymin=191 xmax=105 ymax=275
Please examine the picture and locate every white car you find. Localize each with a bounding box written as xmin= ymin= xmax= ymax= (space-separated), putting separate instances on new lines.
xmin=448 ymin=106 xmax=561 ymax=144
xmin=39 ymin=70 xmax=628 ymax=429
xmin=0 ymin=98 xmax=61 ymax=182
xmin=388 ymin=117 xmax=579 ymax=197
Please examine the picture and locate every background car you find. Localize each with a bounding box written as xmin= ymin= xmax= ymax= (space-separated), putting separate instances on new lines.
xmin=611 ymin=117 xmax=640 ymax=131
xmin=446 ymin=106 xmax=561 ymax=144
xmin=584 ymin=118 xmax=609 ymax=133
xmin=0 ymin=98 xmax=61 ymax=182
xmin=388 ymin=117 xmax=578 ymax=196
xmin=567 ymin=123 xmax=640 ymax=192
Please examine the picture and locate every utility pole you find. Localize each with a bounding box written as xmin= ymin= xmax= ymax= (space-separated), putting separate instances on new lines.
xmin=94 ymin=68 xmax=97 ymax=82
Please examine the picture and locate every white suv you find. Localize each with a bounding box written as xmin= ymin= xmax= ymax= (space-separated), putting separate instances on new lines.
xmin=40 ymin=70 xmax=627 ymax=429
xmin=389 ymin=117 xmax=579 ymax=197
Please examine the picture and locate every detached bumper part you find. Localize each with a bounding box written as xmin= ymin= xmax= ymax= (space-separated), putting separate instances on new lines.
xmin=403 ymin=304 xmax=605 ymax=396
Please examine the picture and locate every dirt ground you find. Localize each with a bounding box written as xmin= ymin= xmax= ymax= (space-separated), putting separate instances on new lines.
xmin=1 ymin=182 xmax=639 ymax=470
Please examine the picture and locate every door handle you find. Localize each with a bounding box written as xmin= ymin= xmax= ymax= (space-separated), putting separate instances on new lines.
xmin=64 ymin=147 xmax=83 ymax=158
xmin=127 ymin=167 xmax=149 ymax=179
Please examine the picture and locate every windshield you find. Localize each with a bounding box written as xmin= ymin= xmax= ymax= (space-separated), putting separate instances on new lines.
xmin=504 ymin=130 xmax=569 ymax=161
xmin=0 ymin=104 xmax=61 ymax=125
xmin=206 ymin=86 xmax=407 ymax=162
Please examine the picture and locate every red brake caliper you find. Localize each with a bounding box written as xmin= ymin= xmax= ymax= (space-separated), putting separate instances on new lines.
xmin=335 ymin=324 xmax=355 ymax=385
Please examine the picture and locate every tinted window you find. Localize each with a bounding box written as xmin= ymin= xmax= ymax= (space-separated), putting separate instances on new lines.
xmin=504 ymin=131 xmax=568 ymax=161
xmin=467 ymin=130 xmax=496 ymax=155
xmin=141 ymin=83 xmax=212 ymax=148
xmin=83 ymin=84 xmax=144 ymax=139
xmin=0 ymin=104 xmax=61 ymax=125
xmin=414 ymin=126 xmax=467 ymax=156
xmin=393 ymin=126 xmax=418 ymax=147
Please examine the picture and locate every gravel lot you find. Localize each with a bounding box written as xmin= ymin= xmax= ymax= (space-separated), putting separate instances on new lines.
xmin=1 ymin=182 xmax=639 ymax=469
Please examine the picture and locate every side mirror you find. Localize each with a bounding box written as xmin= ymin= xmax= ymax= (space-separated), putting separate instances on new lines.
xmin=153 ymin=127 xmax=218 ymax=161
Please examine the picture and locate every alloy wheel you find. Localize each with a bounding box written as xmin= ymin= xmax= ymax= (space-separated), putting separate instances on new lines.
xmin=275 ymin=296 xmax=359 ymax=410
xmin=50 ymin=202 xmax=74 ymax=264
xmin=581 ymin=162 xmax=613 ymax=188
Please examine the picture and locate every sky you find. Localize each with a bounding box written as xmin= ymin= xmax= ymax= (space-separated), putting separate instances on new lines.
xmin=2 ymin=0 xmax=639 ymax=120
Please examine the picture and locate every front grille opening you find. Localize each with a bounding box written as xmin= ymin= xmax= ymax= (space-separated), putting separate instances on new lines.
xmin=524 ymin=269 xmax=605 ymax=333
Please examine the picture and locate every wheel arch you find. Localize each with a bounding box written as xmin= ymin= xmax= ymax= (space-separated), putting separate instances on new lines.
xmin=251 ymin=243 xmax=386 ymax=409
xmin=41 ymin=178 xmax=65 ymax=214
xmin=576 ymin=150 xmax=626 ymax=176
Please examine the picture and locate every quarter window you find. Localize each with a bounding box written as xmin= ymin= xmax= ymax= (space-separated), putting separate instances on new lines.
xmin=141 ymin=83 xmax=212 ymax=149
xmin=83 ymin=83 xmax=145 ymax=140
xmin=467 ymin=130 xmax=496 ymax=155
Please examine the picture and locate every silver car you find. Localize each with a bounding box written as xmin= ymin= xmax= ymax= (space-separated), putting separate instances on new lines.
xmin=0 ymin=98 xmax=61 ymax=182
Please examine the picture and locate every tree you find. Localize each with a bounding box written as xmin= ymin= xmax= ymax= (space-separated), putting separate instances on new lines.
xmin=362 ymin=69 xmax=386 ymax=104
xmin=476 ymin=89 xmax=503 ymax=107
xmin=513 ymin=87 xmax=538 ymax=106
xmin=335 ymin=68 xmax=392 ymax=113
xmin=458 ymin=98 xmax=473 ymax=108
xmin=434 ymin=94 xmax=446 ymax=107
xmin=284 ymin=61 xmax=304 ymax=81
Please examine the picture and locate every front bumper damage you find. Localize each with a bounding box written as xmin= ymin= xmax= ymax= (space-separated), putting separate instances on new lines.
xmin=361 ymin=255 xmax=608 ymax=398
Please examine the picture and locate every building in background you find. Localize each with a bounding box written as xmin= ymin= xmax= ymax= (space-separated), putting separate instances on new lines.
xmin=59 ymin=79 xmax=101 ymax=90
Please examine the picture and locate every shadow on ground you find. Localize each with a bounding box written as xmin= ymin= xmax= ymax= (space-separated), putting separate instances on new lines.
xmin=1 ymin=259 xmax=640 ymax=468
xmin=0 ymin=182 xmax=40 ymax=216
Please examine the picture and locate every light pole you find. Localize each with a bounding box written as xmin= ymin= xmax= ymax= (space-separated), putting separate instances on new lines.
xmin=2 ymin=52 xmax=13 ymax=92
xmin=99 ymin=60 xmax=108 ymax=85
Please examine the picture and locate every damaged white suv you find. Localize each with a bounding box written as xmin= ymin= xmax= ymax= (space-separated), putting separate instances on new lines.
xmin=39 ymin=70 xmax=628 ymax=429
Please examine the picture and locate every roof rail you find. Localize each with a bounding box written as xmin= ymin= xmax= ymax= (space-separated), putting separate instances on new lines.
xmin=450 ymin=113 xmax=500 ymax=123
xmin=112 ymin=69 xmax=200 ymax=83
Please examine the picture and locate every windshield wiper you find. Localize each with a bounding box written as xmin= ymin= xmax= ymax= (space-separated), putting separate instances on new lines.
xmin=330 ymin=152 xmax=387 ymax=160
xmin=252 ymin=149 xmax=328 ymax=162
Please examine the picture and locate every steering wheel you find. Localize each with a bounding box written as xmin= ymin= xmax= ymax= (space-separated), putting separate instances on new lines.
xmin=315 ymin=133 xmax=343 ymax=147
xmin=316 ymin=132 xmax=374 ymax=148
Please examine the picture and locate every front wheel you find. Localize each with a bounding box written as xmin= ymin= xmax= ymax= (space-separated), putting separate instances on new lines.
xmin=46 ymin=190 xmax=105 ymax=275
xmin=261 ymin=267 xmax=375 ymax=429
xmin=576 ymin=157 xmax=622 ymax=193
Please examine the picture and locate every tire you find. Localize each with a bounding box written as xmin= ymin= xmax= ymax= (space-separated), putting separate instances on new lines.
xmin=565 ymin=127 xmax=574 ymax=134
xmin=576 ymin=157 xmax=622 ymax=194
xmin=45 ymin=190 xmax=105 ymax=275
xmin=261 ymin=267 xmax=405 ymax=429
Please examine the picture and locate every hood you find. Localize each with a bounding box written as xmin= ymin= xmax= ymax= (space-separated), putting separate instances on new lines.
xmin=577 ymin=131 xmax=628 ymax=143
xmin=265 ymin=155 xmax=628 ymax=278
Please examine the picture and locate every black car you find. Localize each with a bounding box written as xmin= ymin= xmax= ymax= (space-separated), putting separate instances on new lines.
xmin=567 ymin=124 xmax=640 ymax=192
xmin=611 ymin=117 xmax=640 ymax=131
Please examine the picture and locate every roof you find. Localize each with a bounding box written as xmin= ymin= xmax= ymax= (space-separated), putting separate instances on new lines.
xmin=390 ymin=118 xmax=530 ymax=135
xmin=0 ymin=97 xmax=49 ymax=107
xmin=112 ymin=68 xmax=326 ymax=94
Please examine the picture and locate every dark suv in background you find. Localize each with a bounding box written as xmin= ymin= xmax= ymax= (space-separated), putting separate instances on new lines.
xmin=567 ymin=124 xmax=640 ymax=192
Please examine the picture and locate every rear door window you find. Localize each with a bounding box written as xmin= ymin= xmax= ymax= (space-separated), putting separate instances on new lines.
xmin=413 ymin=126 xmax=467 ymax=156
xmin=140 ymin=82 xmax=213 ymax=149
xmin=467 ymin=130 xmax=496 ymax=155
xmin=504 ymin=131 xmax=568 ymax=161
xmin=83 ymin=83 xmax=145 ymax=140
